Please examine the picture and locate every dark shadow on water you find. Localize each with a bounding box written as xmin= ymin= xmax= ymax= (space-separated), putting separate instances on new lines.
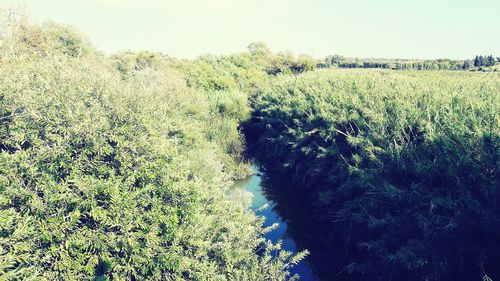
xmin=234 ymin=161 xmax=363 ymax=281
xmin=252 ymin=164 xmax=360 ymax=281
xmin=232 ymin=165 xmax=322 ymax=281
xmin=242 ymin=159 xmax=500 ymax=281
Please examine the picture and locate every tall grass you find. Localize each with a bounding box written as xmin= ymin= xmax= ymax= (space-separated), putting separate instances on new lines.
xmin=247 ymin=68 xmax=500 ymax=280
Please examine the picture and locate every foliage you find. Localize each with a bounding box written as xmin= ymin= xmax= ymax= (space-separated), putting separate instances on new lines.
xmin=474 ymin=55 xmax=497 ymax=68
xmin=247 ymin=69 xmax=500 ymax=280
xmin=165 ymin=42 xmax=317 ymax=179
xmin=0 ymin=19 xmax=305 ymax=280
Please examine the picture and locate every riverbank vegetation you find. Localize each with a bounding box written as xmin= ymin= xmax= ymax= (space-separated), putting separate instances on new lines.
xmin=0 ymin=18 xmax=308 ymax=280
xmin=246 ymin=69 xmax=500 ymax=280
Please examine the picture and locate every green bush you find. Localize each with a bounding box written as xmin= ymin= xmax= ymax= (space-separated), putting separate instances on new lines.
xmin=0 ymin=20 xmax=304 ymax=280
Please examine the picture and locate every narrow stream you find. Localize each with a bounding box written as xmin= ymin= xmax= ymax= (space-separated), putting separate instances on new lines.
xmin=232 ymin=164 xmax=320 ymax=281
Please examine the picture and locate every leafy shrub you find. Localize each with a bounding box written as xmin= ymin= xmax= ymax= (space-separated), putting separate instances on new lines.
xmin=0 ymin=19 xmax=303 ymax=280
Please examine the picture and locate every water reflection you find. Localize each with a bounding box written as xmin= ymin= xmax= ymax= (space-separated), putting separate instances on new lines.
xmin=234 ymin=162 xmax=369 ymax=281
xmin=242 ymin=163 xmax=500 ymax=281
xmin=256 ymin=165 xmax=356 ymax=281
xmin=232 ymin=165 xmax=320 ymax=281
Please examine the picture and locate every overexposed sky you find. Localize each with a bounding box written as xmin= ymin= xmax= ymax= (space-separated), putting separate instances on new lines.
xmin=2 ymin=0 xmax=500 ymax=59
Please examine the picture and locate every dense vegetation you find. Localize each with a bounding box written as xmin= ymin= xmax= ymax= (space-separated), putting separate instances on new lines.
xmin=246 ymin=69 xmax=500 ymax=280
xmin=1 ymin=6 xmax=499 ymax=281
xmin=0 ymin=18 xmax=310 ymax=280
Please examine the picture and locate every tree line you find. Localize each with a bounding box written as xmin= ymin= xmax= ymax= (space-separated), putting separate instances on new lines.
xmin=471 ymin=55 xmax=498 ymax=67
xmin=321 ymin=54 xmax=499 ymax=71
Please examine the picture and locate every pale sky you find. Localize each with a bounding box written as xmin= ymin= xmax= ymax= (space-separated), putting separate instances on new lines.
xmin=2 ymin=0 xmax=500 ymax=59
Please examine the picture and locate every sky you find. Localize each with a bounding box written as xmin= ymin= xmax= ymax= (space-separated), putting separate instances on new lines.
xmin=2 ymin=0 xmax=499 ymax=59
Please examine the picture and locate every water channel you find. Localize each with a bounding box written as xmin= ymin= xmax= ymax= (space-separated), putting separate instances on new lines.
xmin=232 ymin=164 xmax=321 ymax=281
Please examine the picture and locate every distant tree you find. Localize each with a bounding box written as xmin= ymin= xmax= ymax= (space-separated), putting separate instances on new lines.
xmin=326 ymin=54 xmax=344 ymax=65
xmin=474 ymin=56 xmax=480 ymax=67
xmin=486 ymin=55 xmax=495 ymax=66
xmin=291 ymin=54 xmax=316 ymax=74
xmin=462 ymin=60 xmax=471 ymax=70
xmin=247 ymin=42 xmax=272 ymax=57
xmin=247 ymin=42 xmax=274 ymax=72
